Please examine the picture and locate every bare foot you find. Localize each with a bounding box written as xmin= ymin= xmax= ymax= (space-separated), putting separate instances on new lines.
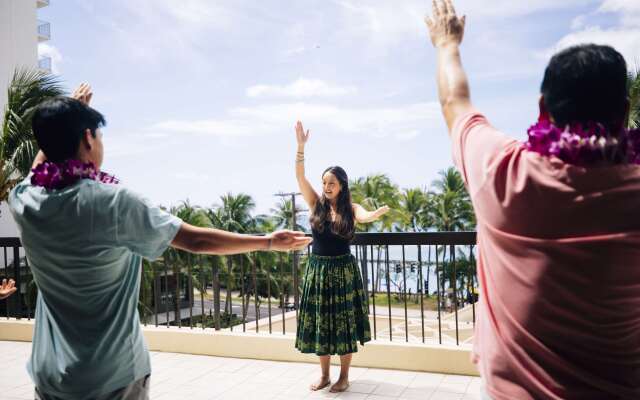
xmin=329 ymin=376 xmax=349 ymax=393
xmin=310 ymin=376 xmax=331 ymax=391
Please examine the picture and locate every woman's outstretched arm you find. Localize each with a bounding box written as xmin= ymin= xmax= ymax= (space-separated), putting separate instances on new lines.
xmin=295 ymin=121 xmax=320 ymax=210
xmin=353 ymin=203 xmax=390 ymax=224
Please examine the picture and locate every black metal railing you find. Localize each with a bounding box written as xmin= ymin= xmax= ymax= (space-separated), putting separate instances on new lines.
xmin=0 ymin=238 xmax=31 ymax=321
xmin=0 ymin=232 xmax=479 ymax=346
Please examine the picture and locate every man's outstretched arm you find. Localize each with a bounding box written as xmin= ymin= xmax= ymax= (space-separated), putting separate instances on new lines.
xmin=171 ymin=224 xmax=312 ymax=255
xmin=426 ymin=0 xmax=473 ymax=133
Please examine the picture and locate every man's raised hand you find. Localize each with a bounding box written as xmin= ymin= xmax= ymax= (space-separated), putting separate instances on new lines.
xmin=425 ymin=0 xmax=466 ymax=48
xmin=72 ymin=83 xmax=93 ymax=106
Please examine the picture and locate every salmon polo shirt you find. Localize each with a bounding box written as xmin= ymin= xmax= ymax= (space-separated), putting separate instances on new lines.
xmin=452 ymin=112 xmax=640 ymax=400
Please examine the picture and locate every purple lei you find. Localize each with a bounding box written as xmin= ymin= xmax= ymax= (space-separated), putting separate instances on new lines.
xmin=524 ymin=119 xmax=640 ymax=167
xmin=31 ymin=159 xmax=119 ymax=190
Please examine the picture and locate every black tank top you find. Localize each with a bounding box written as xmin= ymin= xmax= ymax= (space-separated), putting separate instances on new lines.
xmin=311 ymin=221 xmax=352 ymax=256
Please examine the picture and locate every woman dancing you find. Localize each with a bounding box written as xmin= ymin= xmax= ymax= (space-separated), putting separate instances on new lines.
xmin=293 ymin=120 xmax=390 ymax=393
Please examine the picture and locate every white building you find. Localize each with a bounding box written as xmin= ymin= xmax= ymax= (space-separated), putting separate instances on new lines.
xmin=0 ymin=0 xmax=51 ymax=237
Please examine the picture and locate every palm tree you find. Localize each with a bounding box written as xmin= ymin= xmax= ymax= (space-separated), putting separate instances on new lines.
xmin=399 ymin=187 xmax=428 ymax=232
xmin=243 ymin=218 xmax=277 ymax=314
xmin=208 ymin=193 xmax=258 ymax=318
xmin=350 ymin=174 xmax=401 ymax=292
xmin=208 ymin=192 xmax=257 ymax=233
xmin=1 ymin=68 xmax=65 ymax=179
xmin=270 ymin=198 xmax=307 ymax=231
xmin=350 ymin=173 xmax=401 ymax=232
xmin=162 ymin=200 xmax=212 ymax=325
xmin=428 ymin=167 xmax=475 ymax=232
xmin=628 ymin=68 xmax=640 ymax=129
xmin=427 ymin=167 xmax=475 ymax=299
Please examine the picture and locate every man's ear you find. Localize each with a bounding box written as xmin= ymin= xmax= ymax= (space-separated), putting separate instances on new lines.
xmin=538 ymin=96 xmax=551 ymax=123
xmin=82 ymin=128 xmax=93 ymax=150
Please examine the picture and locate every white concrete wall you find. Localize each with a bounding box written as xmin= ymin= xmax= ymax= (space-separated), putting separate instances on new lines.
xmin=0 ymin=319 xmax=480 ymax=376
xmin=0 ymin=0 xmax=39 ymax=237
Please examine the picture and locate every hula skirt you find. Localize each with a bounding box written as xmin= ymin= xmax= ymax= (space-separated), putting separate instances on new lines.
xmin=295 ymin=253 xmax=371 ymax=356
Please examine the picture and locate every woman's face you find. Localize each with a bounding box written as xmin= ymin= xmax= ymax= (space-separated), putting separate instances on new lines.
xmin=322 ymin=171 xmax=342 ymax=201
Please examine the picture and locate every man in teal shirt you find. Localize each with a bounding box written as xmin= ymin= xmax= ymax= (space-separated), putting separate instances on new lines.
xmin=9 ymin=84 xmax=311 ymax=400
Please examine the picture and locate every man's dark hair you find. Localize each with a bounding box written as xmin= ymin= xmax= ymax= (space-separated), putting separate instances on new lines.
xmin=32 ymin=97 xmax=106 ymax=162
xmin=541 ymin=44 xmax=628 ymax=129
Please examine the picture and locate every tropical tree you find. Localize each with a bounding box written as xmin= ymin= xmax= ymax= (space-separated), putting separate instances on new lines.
xmin=0 ymin=68 xmax=65 ymax=202
xmin=441 ymin=248 xmax=475 ymax=296
xmin=270 ymin=198 xmax=307 ymax=231
xmin=208 ymin=192 xmax=257 ymax=233
xmin=208 ymin=193 xmax=258 ymax=317
xmin=162 ymin=200 xmax=212 ymax=325
xmin=2 ymin=69 xmax=65 ymax=176
xmin=399 ymin=187 xmax=429 ymax=232
xmin=425 ymin=167 xmax=475 ymax=299
xmin=428 ymin=167 xmax=475 ymax=232
xmin=350 ymin=173 xmax=401 ymax=232
xmin=350 ymin=174 xmax=401 ymax=292
xmin=395 ymin=187 xmax=436 ymax=298
xmin=628 ymin=68 xmax=640 ymax=129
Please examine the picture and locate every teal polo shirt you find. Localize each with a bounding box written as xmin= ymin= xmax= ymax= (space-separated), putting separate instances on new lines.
xmin=8 ymin=177 xmax=182 ymax=399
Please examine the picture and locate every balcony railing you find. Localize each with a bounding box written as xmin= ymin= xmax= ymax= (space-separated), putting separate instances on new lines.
xmin=38 ymin=57 xmax=52 ymax=73
xmin=37 ymin=20 xmax=50 ymax=41
xmin=0 ymin=232 xmax=479 ymax=346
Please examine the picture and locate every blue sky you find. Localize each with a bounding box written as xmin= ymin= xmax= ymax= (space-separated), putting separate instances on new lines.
xmin=36 ymin=0 xmax=640 ymax=214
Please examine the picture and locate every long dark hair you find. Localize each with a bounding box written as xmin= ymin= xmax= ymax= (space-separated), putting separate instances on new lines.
xmin=310 ymin=166 xmax=355 ymax=240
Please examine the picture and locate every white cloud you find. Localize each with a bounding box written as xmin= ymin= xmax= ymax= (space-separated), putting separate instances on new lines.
xmin=171 ymin=172 xmax=211 ymax=183
xmin=333 ymin=0 xmax=598 ymax=46
xmin=599 ymin=0 xmax=640 ymax=27
xmin=549 ymin=26 xmax=640 ymax=65
xmin=150 ymin=119 xmax=269 ymax=137
xmin=37 ymin=43 xmax=62 ymax=74
xmin=571 ymin=15 xmax=587 ymax=30
xmin=123 ymin=0 xmax=234 ymax=30
xmin=230 ymin=102 xmax=440 ymax=136
xmin=148 ymin=101 xmax=442 ymax=141
xmin=547 ymin=1 xmax=640 ymax=66
xmin=246 ymin=78 xmax=356 ymax=99
xmin=598 ymin=0 xmax=640 ymax=13
xmin=458 ymin=0 xmax=599 ymax=17
xmin=283 ymin=46 xmax=307 ymax=57
xmin=396 ymin=130 xmax=420 ymax=141
xmin=82 ymin=0 xmax=237 ymax=64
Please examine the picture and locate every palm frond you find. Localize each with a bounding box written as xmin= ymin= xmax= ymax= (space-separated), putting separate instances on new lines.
xmin=2 ymin=68 xmax=65 ymax=177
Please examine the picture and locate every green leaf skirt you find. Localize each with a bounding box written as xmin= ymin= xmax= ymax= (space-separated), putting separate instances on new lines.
xmin=295 ymin=253 xmax=371 ymax=356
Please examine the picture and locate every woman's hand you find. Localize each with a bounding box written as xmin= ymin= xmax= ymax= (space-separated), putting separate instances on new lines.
xmin=425 ymin=0 xmax=466 ymax=49
xmin=374 ymin=205 xmax=391 ymax=219
xmin=295 ymin=121 xmax=310 ymax=148
xmin=267 ymin=230 xmax=313 ymax=252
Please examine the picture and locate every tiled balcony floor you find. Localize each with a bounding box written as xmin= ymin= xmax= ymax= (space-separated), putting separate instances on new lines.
xmin=0 ymin=341 xmax=481 ymax=400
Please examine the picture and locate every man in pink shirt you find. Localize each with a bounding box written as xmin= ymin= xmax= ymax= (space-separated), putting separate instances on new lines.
xmin=426 ymin=1 xmax=639 ymax=399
